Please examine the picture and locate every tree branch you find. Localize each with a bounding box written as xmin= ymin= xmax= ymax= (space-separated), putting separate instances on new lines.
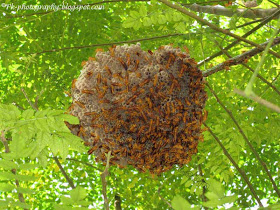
xmin=1 ymin=130 xmax=27 ymax=208
xmin=202 ymin=37 xmax=280 ymax=77
xmin=114 ymin=194 xmax=122 ymax=210
xmin=206 ymin=83 xmax=280 ymax=197
xmin=213 ymin=39 xmax=280 ymax=96
xmin=183 ymin=4 xmax=279 ymax=19
xmin=203 ymin=123 xmax=263 ymax=207
xmin=198 ymin=8 xmax=280 ymax=66
xmin=53 ymin=156 xmax=76 ymax=189
xmin=158 ymin=186 xmax=173 ymax=208
xmin=159 ymin=0 xmax=280 ymax=59
xmin=234 ymin=89 xmax=280 ymax=113
xmin=29 ymin=33 xmax=186 ymax=55
xmin=101 ymin=151 xmax=111 ymax=210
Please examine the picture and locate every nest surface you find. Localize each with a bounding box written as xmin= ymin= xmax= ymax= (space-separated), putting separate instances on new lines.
xmin=66 ymin=43 xmax=207 ymax=174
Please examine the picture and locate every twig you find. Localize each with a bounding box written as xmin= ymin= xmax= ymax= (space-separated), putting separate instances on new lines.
xmin=158 ymin=0 xmax=280 ymax=59
xmin=198 ymin=8 xmax=280 ymax=66
xmin=206 ymin=83 xmax=280 ymax=197
xmin=202 ymin=37 xmax=280 ymax=76
xmin=1 ymin=130 xmax=27 ymax=208
xmin=114 ymin=194 xmax=122 ymax=210
xmin=53 ymin=156 xmax=76 ymax=189
xmin=203 ymin=123 xmax=263 ymax=207
xmin=234 ymin=89 xmax=280 ymax=113
xmin=66 ymin=158 xmax=102 ymax=171
xmin=21 ymin=88 xmax=77 ymax=190
xmin=183 ymin=4 xmax=279 ymax=19
xmin=197 ymin=159 xmax=208 ymax=207
xmin=213 ymin=39 xmax=280 ymax=96
xmin=158 ymin=186 xmax=173 ymax=208
xmin=101 ymin=151 xmax=111 ymax=210
xmin=21 ymin=88 xmax=38 ymax=111
xmin=30 ymin=33 xmax=186 ymax=55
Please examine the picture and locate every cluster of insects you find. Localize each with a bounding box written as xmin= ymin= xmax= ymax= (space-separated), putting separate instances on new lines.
xmin=66 ymin=43 xmax=207 ymax=175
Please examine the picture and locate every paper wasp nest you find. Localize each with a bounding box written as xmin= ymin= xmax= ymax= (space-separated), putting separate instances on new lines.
xmin=66 ymin=43 xmax=207 ymax=174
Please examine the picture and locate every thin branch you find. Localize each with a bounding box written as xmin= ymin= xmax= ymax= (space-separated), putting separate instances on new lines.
xmin=202 ymin=36 xmax=280 ymax=76
xmin=198 ymin=8 xmax=280 ymax=66
xmin=1 ymin=130 xmax=26 ymax=207
xmin=158 ymin=186 xmax=173 ymax=208
xmin=203 ymin=123 xmax=263 ymax=207
xmin=114 ymin=194 xmax=122 ymax=210
xmin=234 ymin=89 xmax=280 ymax=113
xmin=213 ymin=39 xmax=280 ymax=96
xmin=66 ymin=157 xmax=102 ymax=171
xmin=30 ymin=33 xmax=186 ymax=55
xmin=101 ymin=151 xmax=111 ymax=210
xmin=183 ymin=4 xmax=279 ymax=19
xmin=197 ymin=159 xmax=208 ymax=208
xmin=21 ymin=88 xmax=77 ymax=190
xmin=21 ymin=88 xmax=38 ymax=111
xmin=53 ymin=156 xmax=76 ymax=189
xmin=158 ymin=0 xmax=280 ymax=59
xmin=206 ymin=83 xmax=280 ymax=197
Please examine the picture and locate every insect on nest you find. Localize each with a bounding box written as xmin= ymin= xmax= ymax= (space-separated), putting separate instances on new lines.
xmin=66 ymin=43 xmax=208 ymax=175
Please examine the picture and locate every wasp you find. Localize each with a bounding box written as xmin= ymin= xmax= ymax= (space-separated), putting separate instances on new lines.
xmin=91 ymin=124 xmax=103 ymax=129
xmin=84 ymin=111 xmax=97 ymax=116
xmin=71 ymin=79 xmax=77 ymax=89
xmin=88 ymin=57 xmax=95 ymax=61
xmin=145 ymin=97 xmax=153 ymax=109
xmin=109 ymin=45 xmax=116 ymax=57
xmin=75 ymin=101 xmax=85 ymax=109
xmin=111 ymin=82 xmax=122 ymax=87
xmin=148 ymin=50 xmax=153 ymax=55
xmin=96 ymin=73 xmax=102 ymax=84
xmin=179 ymin=64 xmax=187 ymax=78
xmin=118 ymin=57 xmax=128 ymax=70
xmin=85 ymin=71 xmax=93 ymax=79
xmin=134 ymin=59 xmax=139 ymax=71
xmin=153 ymin=74 xmax=158 ymax=87
xmin=126 ymin=53 xmax=131 ymax=67
xmin=166 ymin=53 xmax=176 ymax=69
xmin=147 ymin=119 xmax=153 ymax=133
xmin=168 ymin=83 xmax=175 ymax=94
xmin=104 ymin=66 xmax=112 ymax=76
xmin=81 ymin=60 xmax=87 ymax=67
xmin=112 ymin=97 xmax=125 ymax=105
xmin=98 ymin=99 xmax=110 ymax=104
xmin=64 ymin=91 xmax=71 ymax=97
xmin=95 ymin=48 xmax=103 ymax=53
xmin=78 ymin=126 xmax=86 ymax=137
xmin=82 ymin=90 xmax=95 ymax=94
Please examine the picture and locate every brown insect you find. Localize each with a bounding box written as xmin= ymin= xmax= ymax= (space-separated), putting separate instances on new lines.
xmin=139 ymin=78 xmax=150 ymax=88
xmin=109 ymin=45 xmax=116 ymax=57
xmin=96 ymin=73 xmax=102 ymax=84
xmin=88 ymin=57 xmax=95 ymax=61
xmin=95 ymin=48 xmax=104 ymax=53
xmin=126 ymin=53 xmax=131 ymax=67
xmin=84 ymin=111 xmax=98 ymax=116
xmin=153 ymin=74 xmax=158 ymax=87
xmin=72 ymin=79 xmax=77 ymax=89
xmin=75 ymin=101 xmax=85 ymax=109
xmin=78 ymin=126 xmax=86 ymax=137
xmin=81 ymin=61 xmax=87 ymax=67
xmin=166 ymin=53 xmax=176 ymax=69
xmin=118 ymin=57 xmax=128 ymax=70
xmin=86 ymin=71 xmax=93 ymax=79
xmin=145 ymin=97 xmax=153 ymax=109
xmin=104 ymin=66 xmax=112 ymax=76
xmin=82 ymin=90 xmax=95 ymax=94
xmin=148 ymin=50 xmax=153 ymax=55
xmin=134 ymin=59 xmax=139 ymax=71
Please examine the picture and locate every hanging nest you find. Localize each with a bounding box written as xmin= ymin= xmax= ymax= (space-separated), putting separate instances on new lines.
xmin=66 ymin=43 xmax=207 ymax=175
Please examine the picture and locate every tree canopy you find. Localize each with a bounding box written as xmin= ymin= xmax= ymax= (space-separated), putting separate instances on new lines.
xmin=0 ymin=0 xmax=280 ymax=209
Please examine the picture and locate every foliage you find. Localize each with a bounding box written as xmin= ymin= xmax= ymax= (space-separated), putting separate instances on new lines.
xmin=0 ymin=0 xmax=279 ymax=209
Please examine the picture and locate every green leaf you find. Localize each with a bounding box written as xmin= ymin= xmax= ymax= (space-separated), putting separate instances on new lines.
xmin=62 ymin=114 xmax=79 ymax=125
xmin=70 ymin=186 xmax=87 ymax=203
xmin=171 ymin=195 xmax=191 ymax=210
xmin=207 ymin=178 xmax=225 ymax=198
xmin=0 ymin=171 xmax=16 ymax=180
xmin=122 ymin=17 xmax=136 ymax=28
xmin=130 ymin=11 xmax=139 ymax=19
xmin=16 ymin=187 xmax=35 ymax=194
xmin=15 ymin=174 xmax=37 ymax=181
xmin=22 ymin=109 xmax=34 ymax=119
xmin=18 ymin=163 xmax=40 ymax=170
xmin=139 ymin=5 xmax=147 ymax=16
xmin=0 ymin=160 xmax=18 ymax=170
xmin=10 ymin=201 xmax=32 ymax=208
xmin=0 ymin=183 xmax=14 ymax=192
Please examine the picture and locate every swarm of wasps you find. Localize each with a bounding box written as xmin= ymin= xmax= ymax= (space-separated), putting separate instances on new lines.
xmin=66 ymin=43 xmax=208 ymax=175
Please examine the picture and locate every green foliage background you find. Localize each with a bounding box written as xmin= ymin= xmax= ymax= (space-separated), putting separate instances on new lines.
xmin=0 ymin=0 xmax=279 ymax=209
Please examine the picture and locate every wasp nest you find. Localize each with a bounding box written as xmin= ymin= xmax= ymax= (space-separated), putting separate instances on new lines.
xmin=66 ymin=43 xmax=207 ymax=174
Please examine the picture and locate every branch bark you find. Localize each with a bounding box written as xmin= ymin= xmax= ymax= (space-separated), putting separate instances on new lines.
xmin=159 ymin=0 xmax=280 ymax=59
xmin=114 ymin=194 xmax=122 ymax=210
xmin=203 ymin=123 xmax=263 ymax=207
xmin=198 ymin=8 xmax=280 ymax=66
xmin=202 ymin=36 xmax=280 ymax=77
xmin=206 ymin=83 xmax=280 ymax=197
xmin=101 ymin=151 xmax=111 ymax=210
xmin=184 ymin=4 xmax=279 ymax=19
xmin=54 ymin=156 xmax=76 ymax=189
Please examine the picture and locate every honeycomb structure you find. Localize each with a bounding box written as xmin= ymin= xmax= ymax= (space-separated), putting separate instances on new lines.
xmin=66 ymin=43 xmax=207 ymax=174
